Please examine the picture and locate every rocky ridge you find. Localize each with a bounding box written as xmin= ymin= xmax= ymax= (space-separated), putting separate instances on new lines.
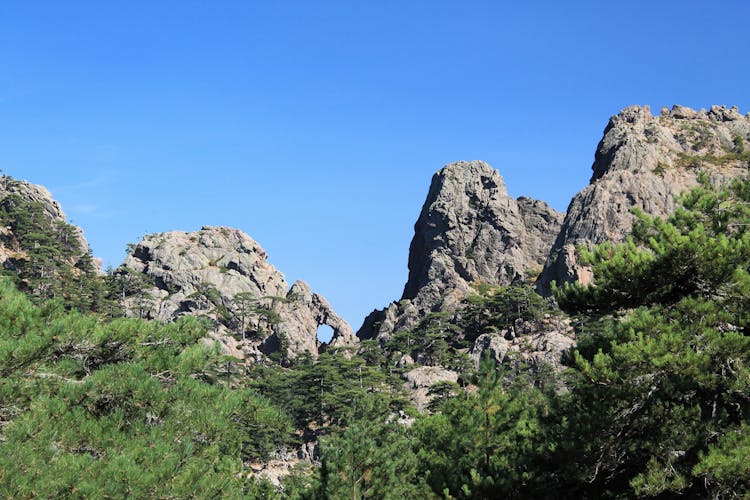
xmin=358 ymin=160 xmax=563 ymax=341
xmin=120 ymin=226 xmax=357 ymax=360
xmin=357 ymin=106 xmax=749 ymax=407
xmin=5 ymin=103 xmax=745 ymax=381
xmin=537 ymin=104 xmax=750 ymax=293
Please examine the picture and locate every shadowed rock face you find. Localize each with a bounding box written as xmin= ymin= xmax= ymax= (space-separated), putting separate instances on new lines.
xmin=536 ymin=105 xmax=750 ymax=294
xmin=121 ymin=226 xmax=356 ymax=360
xmin=358 ymin=160 xmax=563 ymax=341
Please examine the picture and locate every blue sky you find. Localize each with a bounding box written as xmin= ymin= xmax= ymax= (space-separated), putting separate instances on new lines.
xmin=1 ymin=1 xmax=749 ymax=333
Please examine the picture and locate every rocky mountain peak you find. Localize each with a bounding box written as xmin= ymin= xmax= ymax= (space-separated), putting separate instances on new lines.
xmin=0 ymin=176 xmax=97 ymax=304
xmin=359 ymin=160 xmax=563 ymax=340
xmin=403 ymin=161 xmax=508 ymax=302
xmin=121 ymin=225 xmax=356 ymax=361
xmin=537 ymin=104 xmax=750 ymax=293
xmin=125 ymin=226 xmax=288 ymax=302
xmin=0 ymin=177 xmax=91 ymax=258
xmin=1 ymin=178 xmax=65 ymax=220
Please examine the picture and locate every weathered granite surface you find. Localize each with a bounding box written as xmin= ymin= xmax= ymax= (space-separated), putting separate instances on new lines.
xmin=537 ymin=105 xmax=750 ymax=294
xmin=121 ymin=226 xmax=357 ymax=360
xmin=359 ymin=160 xmax=562 ymax=341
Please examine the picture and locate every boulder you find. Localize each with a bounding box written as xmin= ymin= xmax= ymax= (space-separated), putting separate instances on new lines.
xmin=402 ymin=365 xmax=459 ymax=412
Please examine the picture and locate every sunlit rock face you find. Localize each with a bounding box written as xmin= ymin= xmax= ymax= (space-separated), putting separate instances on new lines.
xmin=536 ymin=105 xmax=750 ymax=294
xmin=0 ymin=177 xmax=92 ymax=271
xmin=121 ymin=226 xmax=356 ymax=361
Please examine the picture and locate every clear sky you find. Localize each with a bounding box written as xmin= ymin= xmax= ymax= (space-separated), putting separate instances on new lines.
xmin=1 ymin=1 xmax=748 ymax=334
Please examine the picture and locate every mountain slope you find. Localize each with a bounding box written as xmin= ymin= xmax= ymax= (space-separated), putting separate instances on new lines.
xmin=0 ymin=175 xmax=103 ymax=310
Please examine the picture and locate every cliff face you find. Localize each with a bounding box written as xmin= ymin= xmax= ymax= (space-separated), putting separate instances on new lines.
xmin=358 ymin=160 xmax=563 ymax=341
xmin=120 ymin=226 xmax=357 ymax=361
xmin=537 ymin=105 xmax=750 ymax=294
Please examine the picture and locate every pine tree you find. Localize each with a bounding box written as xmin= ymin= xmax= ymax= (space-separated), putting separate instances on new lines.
xmin=415 ymin=359 xmax=554 ymax=498
xmin=553 ymin=177 xmax=750 ymax=497
xmin=0 ymin=278 xmax=293 ymax=497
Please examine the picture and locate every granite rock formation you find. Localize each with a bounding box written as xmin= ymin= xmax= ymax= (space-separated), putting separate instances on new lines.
xmin=468 ymin=314 xmax=575 ymax=372
xmin=120 ymin=226 xmax=357 ymax=360
xmin=0 ymin=177 xmax=91 ymax=267
xmin=402 ymin=365 xmax=460 ymax=412
xmin=537 ymin=104 xmax=750 ymax=294
xmin=359 ymin=160 xmax=563 ymax=341
xmin=0 ymin=177 xmax=73 ymax=226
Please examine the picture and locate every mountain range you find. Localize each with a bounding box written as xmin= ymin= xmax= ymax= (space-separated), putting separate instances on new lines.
xmin=2 ymin=104 xmax=748 ymax=369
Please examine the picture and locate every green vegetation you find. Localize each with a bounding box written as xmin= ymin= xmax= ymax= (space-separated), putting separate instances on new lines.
xmin=414 ymin=361 xmax=554 ymax=498
xmin=303 ymin=395 xmax=431 ymax=499
xmin=676 ymin=150 xmax=750 ymax=169
xmin=384 ymin=311 xmax=470 ymax=371
xmin=249 ymin=350 xmax=409 ymax=430
xmin=0 ymin=185 xmax=112 ymax=313
xmin=230 ymin=291 xmax=280 ymax=341
xmin=552 ymin=176 xmax=750 ymax=497
xmin=733 ymin=133 xmax=746 ymax=153
xmin=0 ymin=279 xmax=289 ymax=497
xmin=372 ymin=284 xmax=553 ymax=376
xmin=460 ymin=283 xmax=552 ymax=340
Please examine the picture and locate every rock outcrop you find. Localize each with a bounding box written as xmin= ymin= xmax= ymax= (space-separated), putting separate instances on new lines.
xmin=359 ymin=161 xmax=563 ymax=341
xmin=0 ymin=175 xmax=101 ymax=310
xmin=1 ymin=177 xmax=70 ymax=226
xmin=468 ymin=314 xmax=575 ymax=372
xmin=402 ymin=365 xmax=460 ymax=412
xmin=537 ymin=105 xmax=750 ymax=293
xmin=120 ymin=226 xmax=357 ymax=360
xmin=0 ymin=176 xmax=91 ymax=270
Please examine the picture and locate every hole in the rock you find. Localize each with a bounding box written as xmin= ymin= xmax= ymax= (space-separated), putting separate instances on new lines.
xmin=317 ymin=324 xmax=334 ymax=344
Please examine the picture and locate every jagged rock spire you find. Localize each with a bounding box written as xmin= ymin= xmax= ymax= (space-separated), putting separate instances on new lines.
xmin=359 ymin=160 xmax=562 ymax=340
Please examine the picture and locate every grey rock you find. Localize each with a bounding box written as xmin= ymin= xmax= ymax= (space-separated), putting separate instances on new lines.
xmin=1 ymin=178 xmax=67 ymax=222
xmin=517 ymin=196 xmax=565 ymax=279
xmin=396 ymin=353 xmax=414 ymax=368
xmin=359 ymin=161 xmax=562 ymax=340
xmin=402 ymin=365 xmax=459 ymax=412
xmin=263 ymin=280 xmax=357 ymax=357
xmin=469 ymin=315 xmax=575 ymax=372
xmin=537 ymin=105 xmax=750 ymax=293
xmin=358 ymin=299 xmax=419 ymax=343
xmin=121 ymin=226 xmax=357 ymax=360
xmin=470 ymin=333 xmax=510 ymax=366
xmin=0 ymin=176 xmax=92 ymax=271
